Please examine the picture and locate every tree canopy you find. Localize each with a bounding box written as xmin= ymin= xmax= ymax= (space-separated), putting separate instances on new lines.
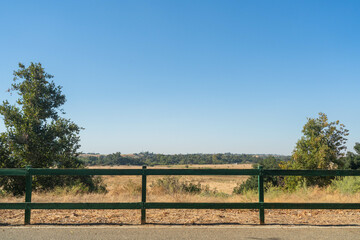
xmin=281 ymin=112 xmax=349 ymax=188
xmin=292 ymin=112 xmax=348 ymax=169
xmin=0 ymin=63 xmax=104 ymax=195
xmin=343 ymin=143 xmax=360 ymax=170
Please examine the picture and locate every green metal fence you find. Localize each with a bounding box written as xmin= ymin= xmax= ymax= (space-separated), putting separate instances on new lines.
xmin=1 ymin=166 xmax=360 ymax=225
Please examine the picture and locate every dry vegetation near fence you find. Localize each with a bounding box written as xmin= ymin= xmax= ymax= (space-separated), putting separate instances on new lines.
xmin=1 ymin=164 xmax=360 ymax=225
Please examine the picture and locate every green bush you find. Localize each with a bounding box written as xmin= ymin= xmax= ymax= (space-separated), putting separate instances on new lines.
xmin=233 ymin=175 xmax=258 ymax=194
xmin=0 ymin=188 xmax=6 ymax=197
xmin=150 ymin=176 xmax=205 ymax=195
xmin=331 ymin=176 xmax=360 ymax=194
xmin=233 ymin=156 xmax=283 ymax=194
xmin=181 ymin=182 xmax=202 ymax=194
xmin=48 ymin=176 xmax=107 ymax=195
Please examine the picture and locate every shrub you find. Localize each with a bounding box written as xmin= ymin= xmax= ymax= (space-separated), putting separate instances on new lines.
xmin=200 ymin=186 xmax=229 ymax=198
xmin=46 ymin=176 xmax=107 ymax=195
xmin=181 ymin=182 xmax=202 ymax=194
xmin=122 ymin=179 xmax=142 ymax=195
xmin=0 ymin=188 xmax=6 ymax=197
xmin=233 ymin=175 xmax=258 ymax=194
xmin=331 ymin=176 xmax=360 ymax=194
xmin=233 ymin=156 xmax=283 ymax=194
xmin=150 ymin=176 xmax=206 ymax=195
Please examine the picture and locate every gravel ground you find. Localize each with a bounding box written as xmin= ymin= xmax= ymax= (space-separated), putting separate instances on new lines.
xmin=1 ymin=209 xmax=360 ymax=226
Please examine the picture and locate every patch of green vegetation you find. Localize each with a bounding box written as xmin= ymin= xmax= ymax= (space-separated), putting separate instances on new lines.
xmin=151 ymin=176 xmax=228 ymax=196
xmin=122 ymin=180 xmax=142 ymax=195
xmin=51 ymin=177 xmax=107 ymax=195
xmin=233 ymin=157 xmax=283 ymax=194
xmin=331 ymin=176 xmax=360 ymax=194
xmin=150 ymin=176 xmax=201 ymax=194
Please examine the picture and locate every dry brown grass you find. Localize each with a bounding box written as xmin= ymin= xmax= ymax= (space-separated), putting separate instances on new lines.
xmin=1 ymin=164 xmax=360 ymax=204
xmin=0 ymin=164 xmax=251 ymax=203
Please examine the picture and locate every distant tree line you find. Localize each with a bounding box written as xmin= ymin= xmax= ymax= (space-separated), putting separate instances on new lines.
xmin=79 ymin=152 xmax=291 ymax=166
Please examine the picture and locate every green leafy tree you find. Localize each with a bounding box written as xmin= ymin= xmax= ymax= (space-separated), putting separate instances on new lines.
xmin=0 ymin=63 xmax=105 ymax=195
xmin=342 ymin=143 xmax=360 ymax=170
xmin=281 ymin=113 xmax=349 ymax=189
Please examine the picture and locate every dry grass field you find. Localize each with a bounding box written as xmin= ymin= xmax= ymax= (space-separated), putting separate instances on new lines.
xmin=1 ymin=164 xmax=360 ymax=226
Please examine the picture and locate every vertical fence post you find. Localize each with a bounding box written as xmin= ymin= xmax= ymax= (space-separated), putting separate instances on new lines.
xmin=24 ymin=165 xmax=32 ymax=225
xmin=141 ymin=165 xmax=147 ymax=224
xmin=258 ymin=165 xmax=264 ymax=225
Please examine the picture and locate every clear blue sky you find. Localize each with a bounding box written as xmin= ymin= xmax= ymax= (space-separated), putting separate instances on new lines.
xmin=0 ymin=1 xmax=359 ymax=155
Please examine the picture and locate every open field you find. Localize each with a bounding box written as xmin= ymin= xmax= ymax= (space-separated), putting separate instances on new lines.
xmin=1 ymin=164 xmax=360 ymax=226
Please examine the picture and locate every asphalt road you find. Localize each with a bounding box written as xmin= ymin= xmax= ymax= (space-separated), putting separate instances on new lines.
xmin=1 ymin=226 xmax=360 ymax=240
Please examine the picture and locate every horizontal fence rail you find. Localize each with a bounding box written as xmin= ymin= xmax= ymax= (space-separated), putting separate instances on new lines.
xmin=1 ymin=166 xmax=360 ymax=225
xmin=3 ymin=168 xmax=360 ymax=176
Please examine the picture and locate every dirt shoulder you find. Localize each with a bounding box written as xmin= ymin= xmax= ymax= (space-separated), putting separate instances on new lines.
xmin=2 ymin=209 xmax=360 ymax=226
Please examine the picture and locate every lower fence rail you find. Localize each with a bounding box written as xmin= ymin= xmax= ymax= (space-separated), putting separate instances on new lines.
xmin=2 ymin=202 xmax=360 ymax=210
xmin=1 ymin=166 xmax=360 ymax=225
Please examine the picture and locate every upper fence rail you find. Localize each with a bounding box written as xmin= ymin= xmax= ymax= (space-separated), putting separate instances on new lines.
xmin=1 ymin=168 xmax=360 ymax=176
